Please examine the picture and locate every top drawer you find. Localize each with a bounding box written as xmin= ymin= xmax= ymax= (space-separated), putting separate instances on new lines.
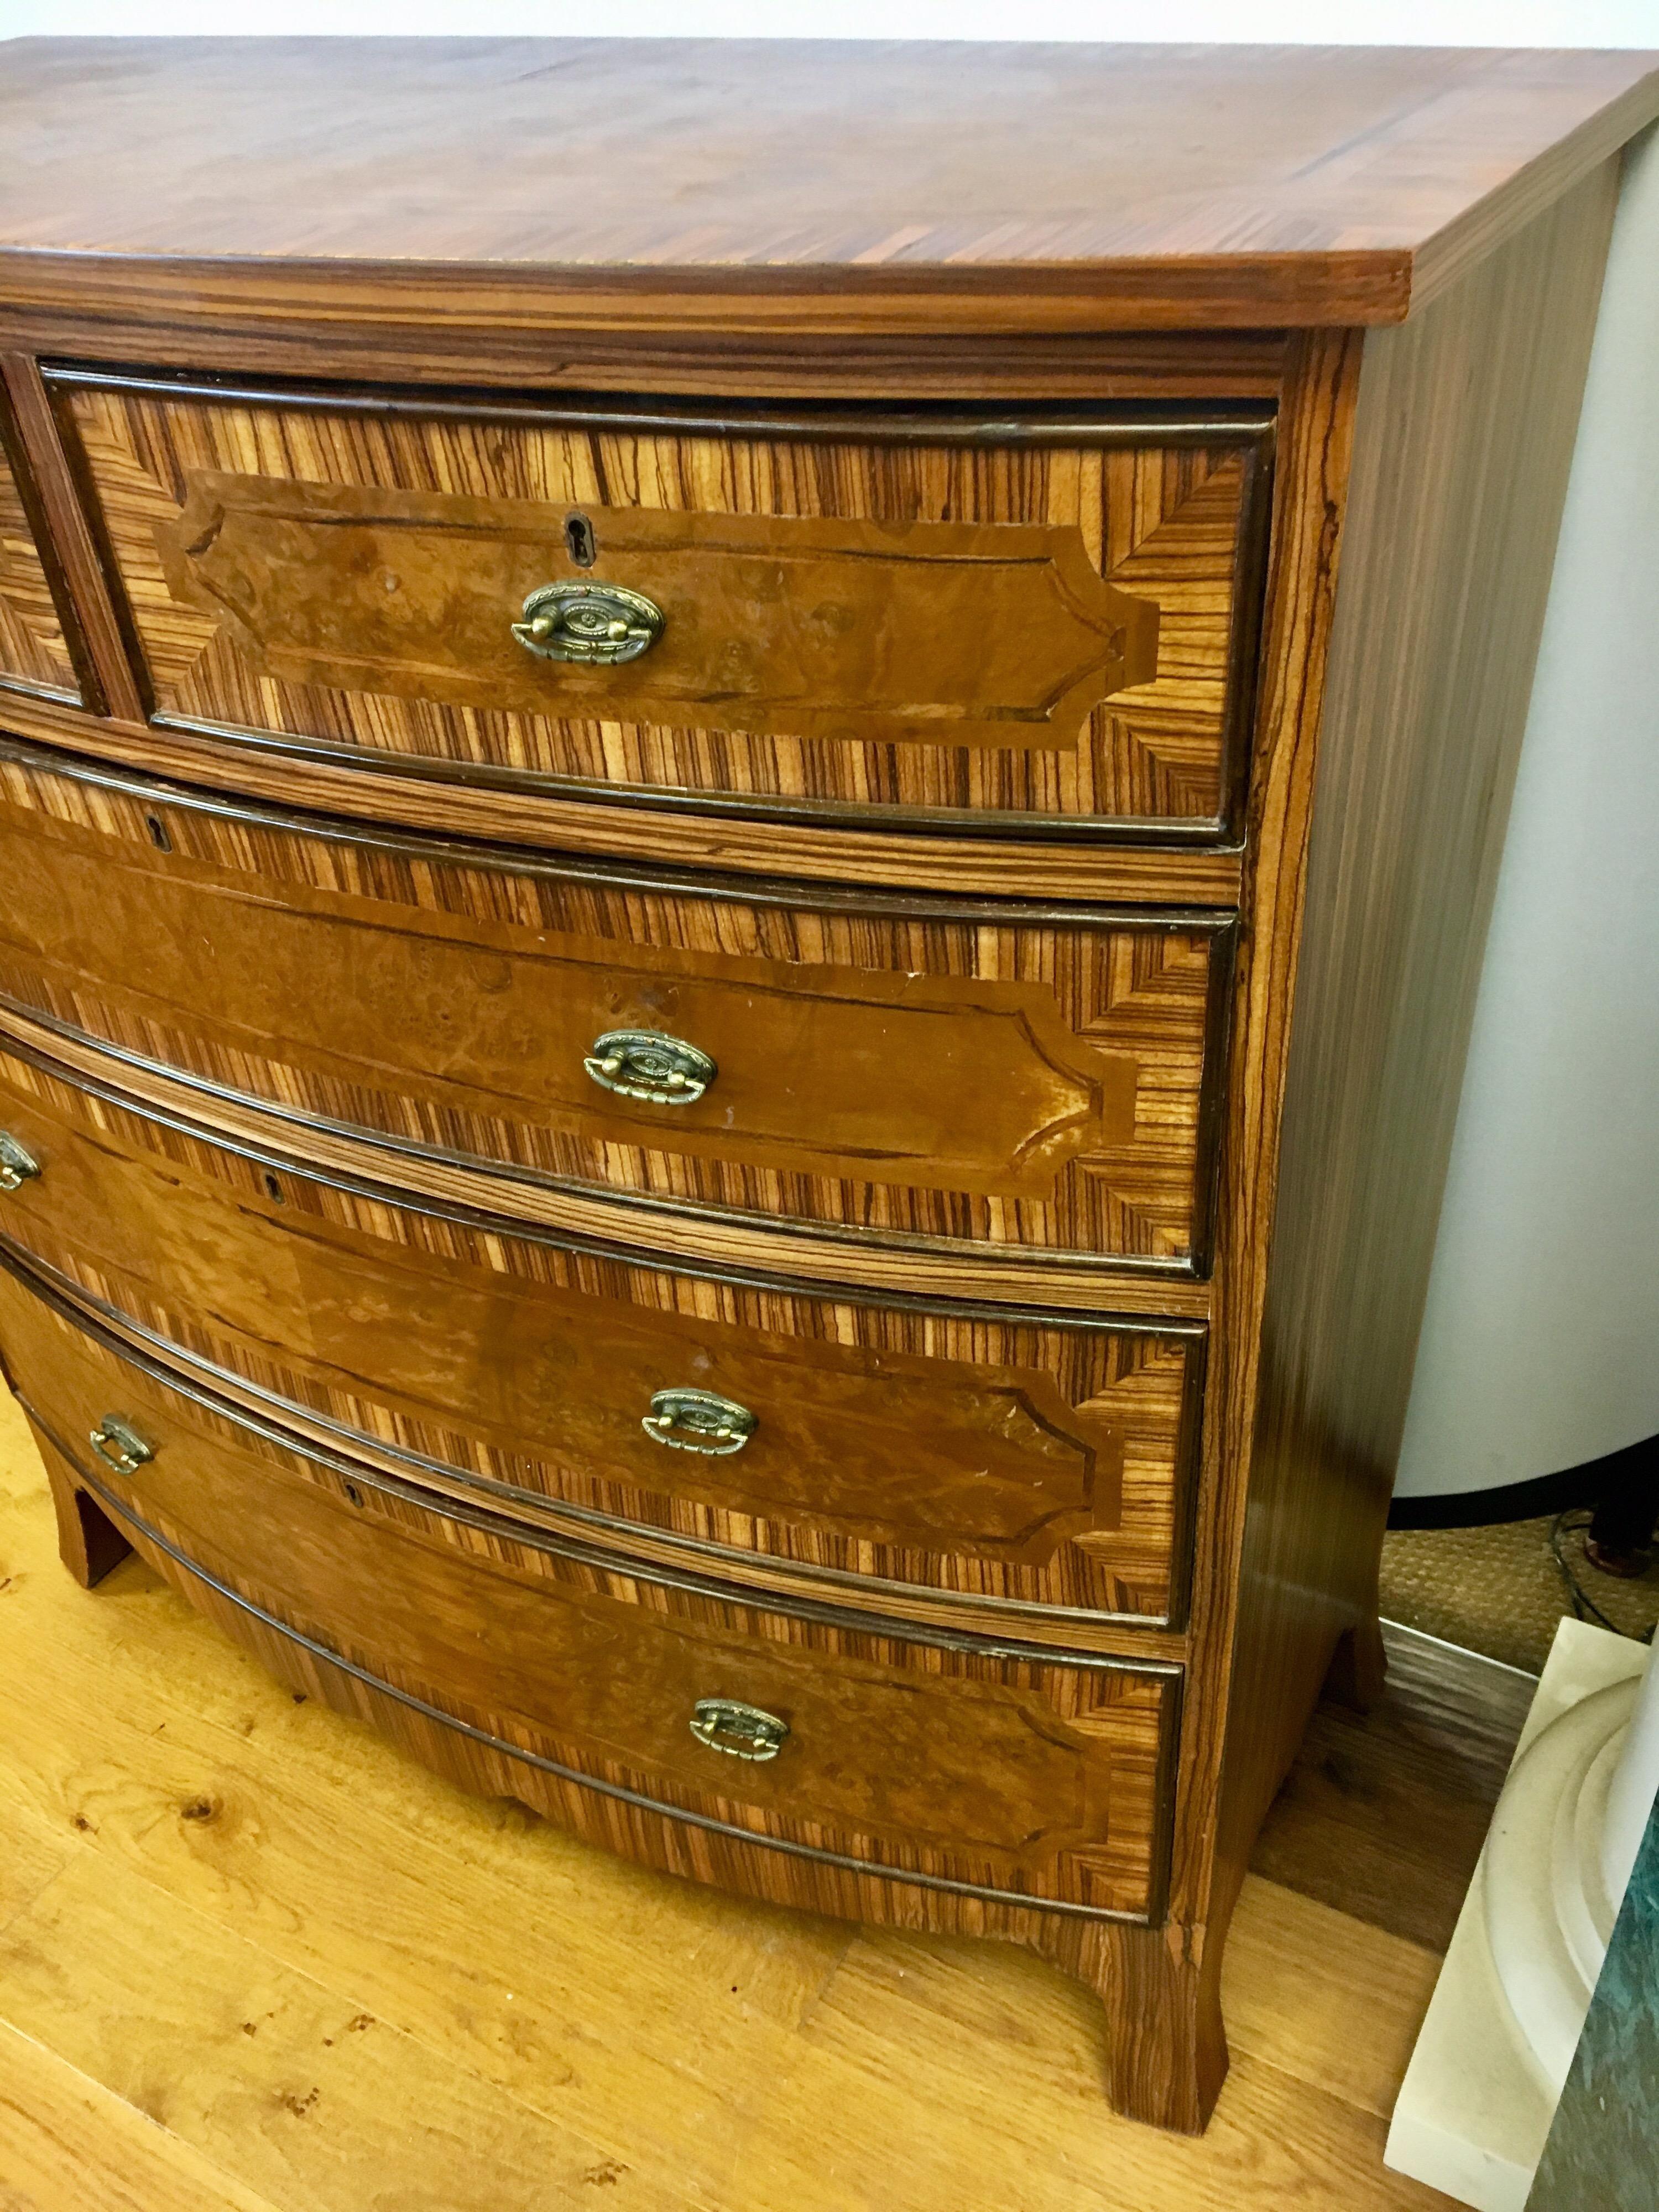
xmin=59 ymin=373 xmax=1272 ymax=842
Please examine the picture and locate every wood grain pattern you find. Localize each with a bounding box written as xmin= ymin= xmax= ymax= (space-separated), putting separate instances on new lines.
xmin=0 ymin=2020 xmax=281 ymax=2212
xmin=1063 ymin=322 xmax=1369 ymax=2127
xmin=0 ymin=1783 xmax=71 ymax=1939
xmin=0 ymin=1860 xmax=691 ymax=2212
xmin=0 ymin=1050 xmax=1203 ymax=1627
xmin=3 ymin=298 xmax=1295 ymax=401
xmin=156 ymin=476 xmax=1162 ymax=750
xmin=67 ymin=377 xmax=1269 ymax=839
xmin=1217 ymin=163 xmax=1620 ymax=1884
xmin=0 ymin=999 xmax=1214 ymax=1322
xmin=1 ymin=1276 xmax=1180 ymax=1925
xmin=2 ymin=40 xmax=1656 ymax=331
xmin=1 ymin=354 xmax=143 ymax=721
xmin=0 ymin=740 xmax=1232 ymax=1274
xmin=1252 ymin=1623 xmax=1536 ymax=1954
xmin=0 ymin=1376 xmax=1467 ymax=2211
xmin=0 ymin=37 xmax=1645 ymax=2148
xmin=0 ymin=383 xmax=79 ymax=703
xmin=0 ymin=687 xmax=1251 ymax=906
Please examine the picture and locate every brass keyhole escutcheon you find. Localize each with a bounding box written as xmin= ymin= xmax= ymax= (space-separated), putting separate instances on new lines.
xmin=584 ymin=1030 xmax=716 ymax=1107
xmin=690 ymin=1698 xmax=789 ymax=1762
xmin=642 ymin=1388 xmax=757 ymax=1458
xmin=512 ymin=581 xmax=664 ymax=665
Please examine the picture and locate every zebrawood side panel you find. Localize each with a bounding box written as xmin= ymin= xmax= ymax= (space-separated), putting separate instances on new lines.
xmin=0 ymin=1050 xmax=1201 ymax=1624
xmin=1218 ymin=169 xmax=1621 ymax=1881
xmin=1107 ymin=324 xmax=1366 ymax=2063
xmin=0 ymin=743 xmax=1230 ymax=1272
xmin=2 ymin=1273 xmax=1178 ymax=1921
xmin=0 ymin=414 xmax=78 ymax=701
xmin=64 ymin=377 xmax=1271 ymax=837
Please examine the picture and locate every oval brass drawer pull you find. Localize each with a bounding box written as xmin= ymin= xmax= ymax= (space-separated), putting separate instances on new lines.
xmin=642 ymin=1387 xmax=756 ymax=1457
xmin=89 ymin=1413 xmax=155 ymax=1476
xmin=512 ymin=581 xmax=664 ymax=665
xmin=585 ymin=1029 xmax=716 ymax=1107
xmin=690 ymin=1698 xmax=789 ymax=1763
xmin=0 ymin=1133 xmax=40 ymax=1192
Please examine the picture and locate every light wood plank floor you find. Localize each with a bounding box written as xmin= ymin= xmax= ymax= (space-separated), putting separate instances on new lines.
xmin=0 ymin=1382 xmax=1478 ymax=2211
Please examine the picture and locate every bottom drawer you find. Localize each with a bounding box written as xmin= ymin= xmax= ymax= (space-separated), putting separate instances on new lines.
xmin=3 ymin=1270 xmax=1180 ymax=1924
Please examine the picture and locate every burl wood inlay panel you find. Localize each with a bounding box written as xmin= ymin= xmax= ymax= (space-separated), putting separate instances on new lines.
xmin=0 ymin=1051 xmax=1201 ymax=1621
xmin=6 ymin=1276 xmax=1177 ymax=1920
xmin=65 ymin=378 xmax=1270 ymax=835
xmin=155 ymin=474 xmax=1164 ymax=747
xmin=0 ymin=434 xmax=77 ymax=701
xmin=0 ymin=748 xmax=1229 ymax=1271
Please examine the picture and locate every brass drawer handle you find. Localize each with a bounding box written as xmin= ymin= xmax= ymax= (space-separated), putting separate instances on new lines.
xmin=89 ymin=1414 xmax=155 ymax=1476
xmin=512 ymin=581 xmax=664 ymax=665
xmin=690 ymin=1698 xmax=789 ymax=1763
xmin=585 ymin=1030 xmax=716 ymax=1107
xmin=0 ymin=1133 xmax=40 ymax=1192
xmin=643 ymin=1387 xmax=755 ymax=1457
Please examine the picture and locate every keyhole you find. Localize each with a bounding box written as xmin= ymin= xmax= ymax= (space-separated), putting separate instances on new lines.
xmin=565 ymin=513 xmax=596 ymax=568
xmin=145 ymin=815 xmax=173 ymax=852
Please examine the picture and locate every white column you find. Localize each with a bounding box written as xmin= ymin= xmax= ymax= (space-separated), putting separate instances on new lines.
xmin=1601 ymin=1641 xmax=1659 ymax=1905
xmin=1392 ymin=122 xmax=1659 ymax=1504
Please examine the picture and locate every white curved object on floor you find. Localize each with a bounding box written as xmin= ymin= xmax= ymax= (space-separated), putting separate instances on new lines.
xmin=1387 ymin=1623 xmax=1655 ymax=2211
xmin=1483 ymin=1676 xmax=1639 ymax=2089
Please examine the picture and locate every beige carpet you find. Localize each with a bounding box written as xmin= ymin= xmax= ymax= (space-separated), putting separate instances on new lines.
xmin=1381 ymin=1512 xmax=1659 ymax=1675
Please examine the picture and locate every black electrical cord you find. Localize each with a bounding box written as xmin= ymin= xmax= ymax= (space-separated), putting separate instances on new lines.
xmin=1550 ymin=1509 xmax=1658 ymax=1645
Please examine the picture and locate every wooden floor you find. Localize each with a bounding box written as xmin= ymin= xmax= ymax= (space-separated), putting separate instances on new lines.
xmin=0 ymin=1380 xmax=1526 ymax=2211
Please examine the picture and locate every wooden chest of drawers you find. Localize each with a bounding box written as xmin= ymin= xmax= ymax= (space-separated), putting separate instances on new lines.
xmin=2 ymin=36 xmax=1655 ymax=2135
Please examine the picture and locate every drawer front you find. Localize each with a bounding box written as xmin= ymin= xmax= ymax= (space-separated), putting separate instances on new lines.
xmin=0 ymin=432 xmax=78 ymax=702
xmin=0 ymin=1048 xmax=1201 ymax=1624
xmin=0 ymin=747 xmax=1231 ymax=1272
xmin=5 ymin=1274 xmax=1180 ymax=1921
xmin=63 ymin=373 xmax=1271 ymax=839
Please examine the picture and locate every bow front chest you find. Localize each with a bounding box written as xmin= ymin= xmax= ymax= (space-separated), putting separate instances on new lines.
xmin=2 ymin=35 xmax=1655 ymax=2133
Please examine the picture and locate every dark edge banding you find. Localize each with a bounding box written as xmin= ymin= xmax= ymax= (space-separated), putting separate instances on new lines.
xmin=3 ymin=1237 xmax=1186 ymax=1674
xmin=0 ymin=1215 xmax=1200 ymax=1635
xmin=0 ymin=1018 xmax=1208 ymax=1336
xmin=0 ymin=726 xmax=1241 ymax=926
xmin=1218 ymin=425 xmax=1279 ymax=842
xmin=44 ymin=358 xmax=1276 ymax=446
xmin=0 ymin=987 xmax=1215 ymax=1288
xmin=0 ymin=361 xmax=105 ymax=712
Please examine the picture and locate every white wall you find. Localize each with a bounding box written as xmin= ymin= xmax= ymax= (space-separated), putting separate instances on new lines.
xmin=3 ymin=2 xmax=1658 ymax=41
xmin=1393 ymin=124 xmax=1659 ymax=1499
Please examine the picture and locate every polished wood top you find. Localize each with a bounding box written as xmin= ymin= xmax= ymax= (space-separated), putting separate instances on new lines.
xmin=2 ymin=39 xmax=1656 ymax=331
